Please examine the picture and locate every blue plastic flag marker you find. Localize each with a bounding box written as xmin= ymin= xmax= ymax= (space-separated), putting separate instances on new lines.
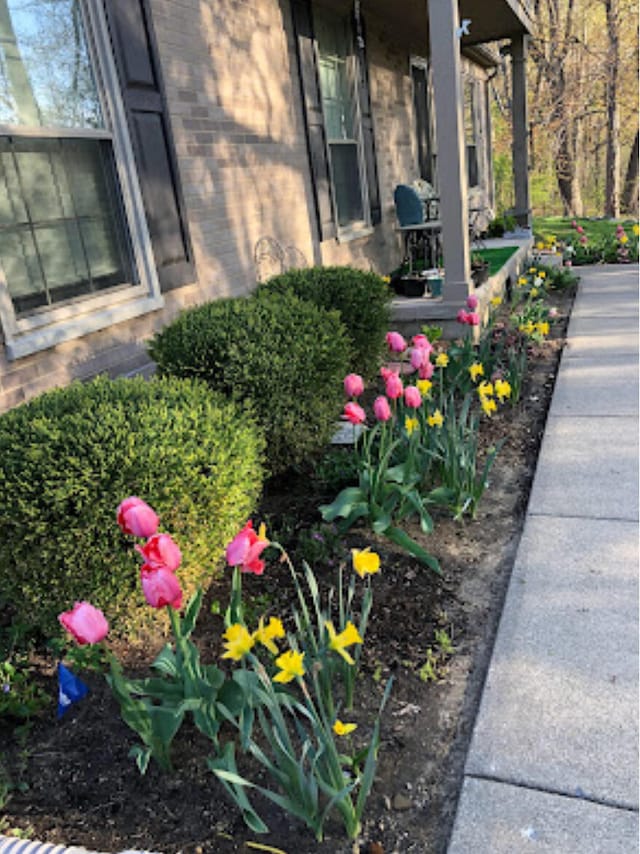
xmin=57 ymin=662 xmax=89 ymax=718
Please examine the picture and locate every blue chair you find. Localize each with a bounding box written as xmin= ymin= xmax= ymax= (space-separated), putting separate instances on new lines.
xmin=393 ymin=185 xmax=442 ymax=273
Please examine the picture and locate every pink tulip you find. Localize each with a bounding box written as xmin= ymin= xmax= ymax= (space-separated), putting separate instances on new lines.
xmin=385 ymin=331 xmax=407 ymax=353
xmin=467 ymin=312 xmax=480 ymax=326
xmin=344 ymin=402 xmax=366 ymax=425
xmin=571 ymin=220 xmax=577 ymax=228
xmin=226 ymin=520 xmax=270 ymax=575
xmin=380 ymin=366 xmax=394 ymax=382
xmin=410 ymin=347 xmax=425 ymax=371
xmin=418 ymin=360 xmax=435 ymax=380
xmin=136 ymin=533 xmax=182 ymax=573
xmin=457 ymin=309 xmax=469 ymax=324
xmin=344 ymin=373 xmax=364 ymax=398
xmin=411 ymin=334 xmax=433 ymax=354
xmin=140 ymin=567 xmax=182 ymax=610
xmin=59 ymin=602 xmax=109 ymax=645
xmin=466 ymin=294 xmax=479 ymax=310
xmin=117 ymin=497 xmax=159 ymax=539
xmin=576 ymin=226 xmax=584 ymax=234
xmin=404 ymin=386 xmax=422 ymax=408
xmin=373 ymin=395 xmax=392 ymax=421
xmin=385 ymin=372 xmax=404 ymax=399
xmin=580 ymin=235 xmax=588 ymax=244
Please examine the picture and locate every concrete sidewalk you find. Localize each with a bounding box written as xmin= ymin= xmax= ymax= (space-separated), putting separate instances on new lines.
xmin=447 ymin=265 xmax=639 ymax=854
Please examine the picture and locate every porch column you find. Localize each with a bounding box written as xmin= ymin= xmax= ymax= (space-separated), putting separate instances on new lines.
xmin=427 ymin=0 xmax=470 ymax=304
xmin=511 ymin=34 xmax=531 ymax=228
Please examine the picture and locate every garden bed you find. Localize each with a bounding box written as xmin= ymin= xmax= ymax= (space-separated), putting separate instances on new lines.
xmin=0 ymin=284 xmax=576 ymax=854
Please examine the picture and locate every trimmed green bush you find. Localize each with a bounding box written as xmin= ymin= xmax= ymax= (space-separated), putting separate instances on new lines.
xmin=0 ymin=376 xmax=265 ymax=640
xmin=148 ymin=292 xmax=351 ymax=475
xmin=257 ymin=266 xmax=392 ymax=378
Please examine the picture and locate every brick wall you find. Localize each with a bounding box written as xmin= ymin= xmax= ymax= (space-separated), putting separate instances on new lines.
xmin=0 ymin=0 xmax=486 ymax=412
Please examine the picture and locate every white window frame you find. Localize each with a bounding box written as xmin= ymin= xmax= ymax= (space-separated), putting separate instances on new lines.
xmin=315 ymin=11 xmax=371 ymax=241
xmin=0 ymin=0 xmax=163 ymax=361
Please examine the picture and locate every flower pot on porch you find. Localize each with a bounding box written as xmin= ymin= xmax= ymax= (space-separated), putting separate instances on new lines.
xmin=400 ymin=277 xmax=426 ymax=298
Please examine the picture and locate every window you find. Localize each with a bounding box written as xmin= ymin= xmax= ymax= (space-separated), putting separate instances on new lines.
xmin=411 ymin=58 xmax=436 ymax=186
xmin=463 ymin=77 xmax=480 ymax=188
xmin=0 ymin=0 xmax=162 ymax=360
xmin=315 ymin=11 xmax=368 ymax=232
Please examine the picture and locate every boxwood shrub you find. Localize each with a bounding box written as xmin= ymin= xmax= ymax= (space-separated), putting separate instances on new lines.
xmin=257 ymin=266 xmax=392 ymax=378
xmin=148 ymin=292 xmax=351 ymax=475
xmin=0 ymin=376 xmax=265 ymax=640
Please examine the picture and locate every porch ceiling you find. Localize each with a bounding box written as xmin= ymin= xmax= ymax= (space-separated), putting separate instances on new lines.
xmin=320 ymin=0 xmax=533 ymax=49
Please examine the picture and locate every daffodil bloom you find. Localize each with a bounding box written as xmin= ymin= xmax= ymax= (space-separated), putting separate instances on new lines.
xmin=273 ymin=649 xmax=305 ymax=683
xmin=517 ymin=276 xmax=528 ymax=286
xmin=254 ymin=616 xmax=285 ymax=655
xmin=427 ymin=409 xmax=444 ymax=428
xmin=495 ymin=379 xmax=512 ymax=402
xmin=632 ymin=224 xmax=639 ymax=236
xmin=435 ymin=353 xmax=449 ymax=368
xmin=325 ymin=620 xmax=363 ymax=665
xmin=620 ymin=234 xmax=629 ymax=244
xmin=405 ymin=416 xmax=419 ymax=436
xmin=528 ymin=267 xmax=536 ymax=274
xmin=530 ymin=288 xmax=539 ymax=298
xmin=535 ymin=321 xmax=550 ymax=336
xmin=352 ymin=547 xmax=381 ymax=578
xmin=539 ymin=271 xmax=546 ymax=279
xmin=519 ymin=321 xmax=535 ymax=336
xmin=481 ymin=397 xmax=497 ymax=417
xmin=468 ymin=362 xmax=484 ymax=382
xmin=477 ymin=381 xmax=494 ymax=399
xmin=536 ymin=241 xmax=545 ymax=250
xmin=381 ymin=275 xmax=391 ymax=283
xmin=490 ymin=296 xmax=502 ymax=307
xmin=333 ymin=720 xmax=357 ymax=736
xmin=417 ymin=379 xmax=433 ymax=396
xmin=222 ymin=623 xmax=255 ymax=661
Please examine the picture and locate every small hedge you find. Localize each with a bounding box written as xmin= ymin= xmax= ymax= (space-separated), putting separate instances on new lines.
xmin=148 ymin=292 xmax=351 ymax=475
xmin=0 ymin=376 xmax=265 ymax=640
xmin=257 ymin=266 xmax=392 ymax=378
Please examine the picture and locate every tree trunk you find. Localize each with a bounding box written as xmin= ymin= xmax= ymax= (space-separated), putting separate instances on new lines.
xmin=621 ymin=129 xmax=639 ymax=215
xmin=604 ymin=0 xmax=621 ymax=217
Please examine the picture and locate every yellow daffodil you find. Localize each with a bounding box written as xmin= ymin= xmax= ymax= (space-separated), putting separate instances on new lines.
xmin=530 ymin=287 xmax=539 ymax=298
xmin=528 ymin=267 xmax=536 ymax=274
xmin=427 ymin=409 xmax=444 ymax=428
xmin=333 ymin=720 xmax=357 ymax=736
xmin=490 ymin=296 xmax=502 ymax=307
xmin=325 ymin=620 xmax=363 ymax=665
xmin=519 ymin=321 xmax=535 ymax=336
xmin=352 ymin=547 xmax=381 ymax=578
xmin=468 ymin=362 xmax=484 ymax=382
xmin=481 ymin=397 xmax=497 ymax=417
xmin=495 ymin=379 xmax=512 ymax=402
xmin=620 ymin=234 xmax=629 ymax=244
xmin=632 ymin=224 xmax=639 ymax=236
xmin=222 ymin=623 xmax=255 ymax=661
xmin=254 ymin=616 xmax=285 ymax=655
xmin=273 ymin=649 xmax=305 ymax=683
xmin=539 ymin=271 xmax=546 ymax=279
xmin=417 ymin=379 xmax=433 ymax=396
xmin=435 ymin=352 xmax=449 ymax=368
xmin=517 ymin=276 xmax=528 ymax=286
xmin=405 ymin=416 xmax=419 ymax=436
xmin=382 ymin=275 xmax=391 ymax=283
xmin=535 ymin=321 xmax=550 ymax=336
xmin=536 ymin=241 xmax=545 ymax=250
xmin=477 ymin=381 xmax=494 ymax=399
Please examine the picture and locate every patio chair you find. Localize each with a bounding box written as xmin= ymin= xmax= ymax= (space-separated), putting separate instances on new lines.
xmin=393 ymin=184 xmax=442 ymax=273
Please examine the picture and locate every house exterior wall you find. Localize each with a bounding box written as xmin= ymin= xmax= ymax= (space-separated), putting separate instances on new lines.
xmin=0 ymin=0 xmax=493 ymax=413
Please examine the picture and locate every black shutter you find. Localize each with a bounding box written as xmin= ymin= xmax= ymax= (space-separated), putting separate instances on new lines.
xmin=353 ymin=7 xmax=381 ymax=225
xmin=412 ymin=64 xmax=432 ymax=184
xmin=103 ymin=0 xmax=194 ymax=291
xmin=290 ymin=0 xmax=336 ymax=242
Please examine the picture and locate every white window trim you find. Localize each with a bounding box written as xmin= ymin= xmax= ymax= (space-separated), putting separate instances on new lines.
xmin=0 ymin=0 xmax=163 ymax=362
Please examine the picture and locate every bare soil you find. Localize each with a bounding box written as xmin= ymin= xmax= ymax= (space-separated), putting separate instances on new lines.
xmin=1 ymin=284 xmax=575 ymax=854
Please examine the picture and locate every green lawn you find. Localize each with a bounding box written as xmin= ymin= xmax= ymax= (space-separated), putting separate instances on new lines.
xmin=534 ymin=216 xmax=638 ymax=243
xmin=473 ymin=245 xmax=520 ymax=276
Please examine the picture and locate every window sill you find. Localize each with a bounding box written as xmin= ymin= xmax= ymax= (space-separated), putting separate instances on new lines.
xmin=335 ymin=225 xmax=375 ymax=244
xmin=5 ymin=293 xmax=165 ymax=361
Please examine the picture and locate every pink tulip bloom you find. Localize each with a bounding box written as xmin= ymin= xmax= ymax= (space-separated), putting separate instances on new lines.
xmin=380 ymin=366 xmax=394 ymax=382
xmin=140 ymin=567 xmax=183 ymax=610
xmin=580 ymin=235 xmax=588 ymax=244
xmin=411 ymin=334 xmax=433 ymax=354
xmin=344 ymin=373 xmax=364 ymax=398
xmin=385 ymin=331 xmax=407 ymax=353
xmin=136 ymin=533 xmax=182 ymax=573
xmin=466 ymin=294 xmax=479 ymax=310
xmin=410 ymin=347 xmax=426 ymax=371
xmin=576 ymin=226 xmax=584 ymax=234
xmin=404 ymin=386 xmax=422 ymax=408
xmin=457 ymin=309 xmax=469 ymax=325
xmin=385 ymin=372 xmax=404 ymax=399
xmin=467 ymin=312 xmax=480 ymax=326
xmin=117 ymin=497 xmax=159 ymax=539
xmin=373 ymin=395 xmax=392 ymax=421
xmin=571 ymin=220 xmax=577 ymax=228
xmin=418 ymin=360 xmax=435 ymax=380
xmin=344 ymin=402 xmax=366 ymax=425
xmin=59 ymin=602 xmax=109 ymax=645
xmin=226 ymin=520 xmax=270 ymax=575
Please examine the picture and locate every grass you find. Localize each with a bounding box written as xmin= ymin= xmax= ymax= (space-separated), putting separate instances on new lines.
xmin=534 ymin=216 xmax=638 ymax=243
xmin=472 ymin=246 xmax=520 ymax=276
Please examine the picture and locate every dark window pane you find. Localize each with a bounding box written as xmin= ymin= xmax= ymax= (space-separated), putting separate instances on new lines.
xmin=329 ymin=142 xmax=363 ymax=227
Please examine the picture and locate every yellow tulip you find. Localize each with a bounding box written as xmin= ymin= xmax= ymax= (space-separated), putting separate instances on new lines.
xmin=352 ymin=547 xmax=381 ymax=578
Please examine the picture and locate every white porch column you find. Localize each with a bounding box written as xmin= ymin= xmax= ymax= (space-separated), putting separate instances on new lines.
xmin=511 ymin=34 xmax=531 ymax=228
xmin=427 ymin=0 xmax=470 ymax=304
